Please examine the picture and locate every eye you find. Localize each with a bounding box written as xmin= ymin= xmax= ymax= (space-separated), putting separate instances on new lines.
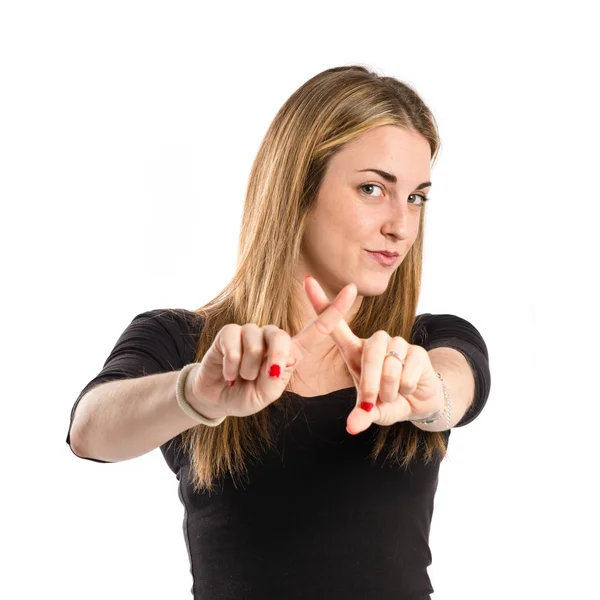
xmin=359 ymin=183 xmax=385 ymax=198
xmin=409 ymin=193 xmax=430 ymax=206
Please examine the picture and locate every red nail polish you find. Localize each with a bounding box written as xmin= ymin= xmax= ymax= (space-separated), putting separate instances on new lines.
xmin=304 ymin=274 xmax=312 ymax=281
xmin=359 ymin=401 xmax=374 ymax=412
xmin=268 ymin=364 xmax=281 ymax=378
xmin=227 ymin=380 xmax=235 ymax=387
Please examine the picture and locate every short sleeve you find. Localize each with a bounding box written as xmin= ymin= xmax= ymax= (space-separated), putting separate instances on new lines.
xmin=411 ymin=313 xmax=491 ymax=427
xmin=65 ymin=308 xmax=203 ymax=466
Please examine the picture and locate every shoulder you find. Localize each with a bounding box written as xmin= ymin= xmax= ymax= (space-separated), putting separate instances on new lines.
xmin=117 ymin=308 xmax=206 ymax=366
xmin=130 ymin=307 xmax=204 ymax=327
xmin=414 ymin=312 xmax=491 ymax=427
xmin=412 ymin=312 xmax=488 ymax=358
xmin=127 ymin=308 xmax=205 ymax=338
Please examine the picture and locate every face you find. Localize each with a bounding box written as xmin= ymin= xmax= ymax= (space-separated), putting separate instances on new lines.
xmin=297 ymin=124 xmax=432 ymax=305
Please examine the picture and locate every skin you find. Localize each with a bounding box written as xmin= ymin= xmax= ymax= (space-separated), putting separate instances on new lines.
xmin=285 ymin=124 xmax=444 ymax=434
xmin=293 ymin=124 xmax=432 ymax=358
xmin=211 ymin=124 xmax=447 ymax=434
xmin=301 ymin=277 xmax=444 ymax=434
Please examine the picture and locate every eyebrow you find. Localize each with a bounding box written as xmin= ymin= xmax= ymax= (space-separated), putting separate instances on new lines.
xmin=356 ymin=168 xmax=432 ymax=190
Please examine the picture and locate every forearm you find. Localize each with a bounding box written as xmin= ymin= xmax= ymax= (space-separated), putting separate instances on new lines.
xmin=69 ymin=367 xmax=224 ymax=462
xmin=412 ymin=347 xmax=476 ymax=432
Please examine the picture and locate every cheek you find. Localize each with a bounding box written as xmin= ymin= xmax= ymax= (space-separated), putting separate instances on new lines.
xmin=318 ymin=204 xmax=359 ymax=238
xmin=346 ymin=211 xmax=378 ymax=237
xmin=410 ymin=218 xmax=422 ymax=242
xmin=330 ymin=198 xmax=369 ymax=226
xmin=311 ymin=199 xmax=376 ymax=245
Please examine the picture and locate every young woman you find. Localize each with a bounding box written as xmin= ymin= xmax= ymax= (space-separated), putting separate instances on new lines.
xmin=66 ymin=65 xmax=491 ymax=599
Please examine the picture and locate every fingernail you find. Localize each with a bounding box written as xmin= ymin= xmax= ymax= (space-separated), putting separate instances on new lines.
xmin=268 ymin=364 xmax=281 ymax=378
xmin=359 ymin=401 xmax=374 ymax=412
xmin=227 ymin=380 xmax=235 ymax=387
xmin=304 ymin=274 xmax=312 ymax=281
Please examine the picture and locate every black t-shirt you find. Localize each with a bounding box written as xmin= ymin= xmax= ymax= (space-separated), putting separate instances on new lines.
xmin=66 ymin=308 xmax=491 ymax=599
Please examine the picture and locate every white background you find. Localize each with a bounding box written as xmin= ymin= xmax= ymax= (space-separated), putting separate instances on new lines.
xmin=2 ymin=1 xmax=598 ymax=598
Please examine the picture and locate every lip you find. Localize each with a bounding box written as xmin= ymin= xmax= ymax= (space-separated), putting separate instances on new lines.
xmin=366 ymin=250 xmax=399 ymax=267
xmin=367 ymin=250 xmax=399 ymax=257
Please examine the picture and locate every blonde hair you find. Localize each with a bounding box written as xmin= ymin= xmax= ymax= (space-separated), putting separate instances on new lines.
xmin=180 ymin=65 xmax=445 ymax=493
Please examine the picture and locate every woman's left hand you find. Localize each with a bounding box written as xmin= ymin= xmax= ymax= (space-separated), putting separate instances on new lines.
xmin=303 ymin=275 xmax=444 ymax=435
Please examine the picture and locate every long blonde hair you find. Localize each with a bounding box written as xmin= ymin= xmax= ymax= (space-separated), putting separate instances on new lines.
xmin=180 ymin=65 xmax=445 ymax=493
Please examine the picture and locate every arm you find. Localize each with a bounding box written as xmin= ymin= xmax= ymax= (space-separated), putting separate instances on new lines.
xmin=69 ymin=366 xmax=225 ymax=463
xmin=411 ymin=347 xmax=476 ymax=432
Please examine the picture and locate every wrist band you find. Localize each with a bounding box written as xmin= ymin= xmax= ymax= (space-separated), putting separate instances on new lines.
xmin=175 ymin=363 xmax=226 ymax=426
xmin=410 ymin=372 xmax=452 ymax=430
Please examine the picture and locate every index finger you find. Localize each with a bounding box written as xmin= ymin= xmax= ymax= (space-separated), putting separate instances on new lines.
xmin=302 ymin=275 xmax=361 ymax=355
xmin=291 ymin=282 xmax=357 ymax=360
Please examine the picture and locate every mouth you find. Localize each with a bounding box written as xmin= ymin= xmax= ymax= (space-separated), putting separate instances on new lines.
xmin=367 ymin=250 xmax=399 ymax=258
xmin=365 ymin=250 xmax=399 ymax=267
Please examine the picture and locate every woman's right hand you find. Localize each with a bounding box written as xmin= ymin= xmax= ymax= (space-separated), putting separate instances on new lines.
xmin=184 ymin=281 xmax=358 ymax=420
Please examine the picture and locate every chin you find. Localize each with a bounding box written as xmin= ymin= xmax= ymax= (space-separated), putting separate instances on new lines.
xmin=354 ymin=278 xmax=391 ymax=298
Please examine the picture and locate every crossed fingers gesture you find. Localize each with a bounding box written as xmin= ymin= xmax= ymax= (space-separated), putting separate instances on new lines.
xmin=302 ymin=276 xmax=444 ymax=435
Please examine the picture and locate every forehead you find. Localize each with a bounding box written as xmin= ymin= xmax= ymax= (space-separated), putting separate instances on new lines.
xmin=328 ymin=125 xmax=431 ymax=182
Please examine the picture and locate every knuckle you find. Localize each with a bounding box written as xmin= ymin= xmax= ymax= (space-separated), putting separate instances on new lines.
xmin=400 ymin=378 xmax=415 ymax=392
xmin=273 ymin=330 xmax=291 ymax=343
xmin=363 ymin=346 xmax=381 ymax=359
xmin=413 ymin=344 xmax=427 ymax=357
xmin=224 ymin=350 xmax=241 ymax=362
xmin=381 ymin=373 xmax=397 ymax=385
xmin=222 ymin=323 xmax=241 ymax=334
xmin=245 ymin=344 xmax=264 ymax=357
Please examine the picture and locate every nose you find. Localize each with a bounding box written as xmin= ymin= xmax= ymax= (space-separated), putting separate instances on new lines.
xmin=381 ymin=200 xmax=413 ymax=241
